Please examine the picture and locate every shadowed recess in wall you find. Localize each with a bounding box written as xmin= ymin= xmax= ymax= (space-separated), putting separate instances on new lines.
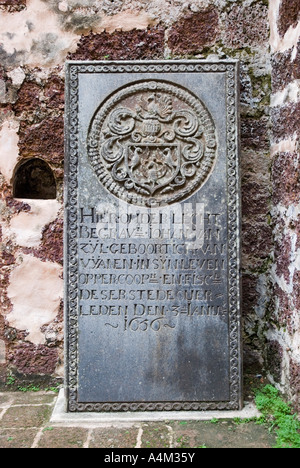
xmin=13 ymin=158 xmax=56 ymax=199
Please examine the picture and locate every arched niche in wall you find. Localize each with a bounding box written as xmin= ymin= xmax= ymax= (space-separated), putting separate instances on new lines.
xmin=13 ymin=158 xmax=57 ymax=199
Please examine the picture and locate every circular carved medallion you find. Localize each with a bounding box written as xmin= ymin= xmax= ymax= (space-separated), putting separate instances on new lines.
xmin=87 ymin=80 xmax=217 ymax=206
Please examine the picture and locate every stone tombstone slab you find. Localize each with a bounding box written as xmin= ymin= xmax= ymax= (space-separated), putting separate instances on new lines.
xmin=64 ymin=61 xmax=242 ymax=412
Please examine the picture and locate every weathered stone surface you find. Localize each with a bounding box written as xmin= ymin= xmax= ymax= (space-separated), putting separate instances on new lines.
xmin=40 ymin=218 xmax=63 ymax=265
xmin=167 ymin=8 xmax=219 ymax=54
xmin=18 ymin=116 xmax=64 ymax=163
xmin=241 ymin=149 xmax=270 ymax=185
xmin=269 ymin=0 xmax=300 ymax=412
xmin=242 ymin=222 xmax=273 ymax=261
xmin=0 ymin=269 xmax=12 ymax=318
xmin=65 ymin=61 xmax=242 ymax=411
xmin=0 ymin=0 xmax=25 ymax=5
xmin=5 ymin=197 xmax=31 ymax=215
xmin=266 ymin=340 xmax=283 ymax=382
xmin=273 ymin=285 xmax=293 ymax=330
xmin=271 ymin=42 xmax=300 ymax=93
xmin=275 ymin=232 xmax=292 ymax=283
xmin=223 ymin=3 xmax=269 ymax=49
xmin=271 ymin=102 xmax=300 ymax=143
xmin=272 ymin=152 xmax=300 ymax=206
xmin=242 ymin=274 xmax=259 ymax=317
xmin=293 ymin=268 xmax=300 ymax=303
xmin=0 ymin=339 xmax=5 ymax=364
xmin=44 ymin=73 xmax=65 ymax=110
xmin=12 ymin=72 xmax=64 ymax=115
xmin=242 ymin=181 xmax=270 ymax=219
xmin=8 ymin=342 xmax=58 ymax=375
xmin=277 ymin=0 xmax=300 ymax=38
xmin=241 ymin=117 xmax=270 ymax=151
xmin=0 ymin=0 xmax=26 ymax=11
xmin=294 ymin=215 xmax=300 ymax=250
xmin=13 ymin=80 xmax=43 ymax=117
xmin=289 ymin=357 xmax=300 ymax=413
xmin=21 ymin=218 xmax=63 ymax=265
xmin=68 ymin=26 xmax=165 ymax=61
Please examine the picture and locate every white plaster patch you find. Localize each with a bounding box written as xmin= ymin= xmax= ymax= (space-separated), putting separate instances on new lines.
xmin=7 ymin=67 xmax=26 ymax=87
xmin=270 ymin=134 xmax=299 ymax=157
xmin=6 ymin=255 xmax=63 ymax=345
xmin=294 ymin=248 xmax=300 ymax=270
xmin=99 ymin=10 xmax=154 ymax=33
xmin=0 ymin=1 xmax=159 ymax=67
xmin=7 ymin=199 xmax=61 ymax=248
xmin=271 ymin=81 xmax=300 ymax=107
xmin=0 ymin=0 xmax=78 ymax=68
xmin=0 ymin=119 xmax=20 ymax=183
xmin=58 ymin=1 xmax=69 ymax=12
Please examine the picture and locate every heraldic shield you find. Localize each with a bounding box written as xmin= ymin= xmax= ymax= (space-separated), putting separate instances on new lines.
xmin=126 ymin=143 xmax=181 ymax=196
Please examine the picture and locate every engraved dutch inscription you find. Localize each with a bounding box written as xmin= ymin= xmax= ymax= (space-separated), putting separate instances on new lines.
xmin=65 ymin=61 xmax=242 ymax=412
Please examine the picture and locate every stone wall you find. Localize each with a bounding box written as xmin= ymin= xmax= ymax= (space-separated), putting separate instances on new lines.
xmin=268 ymin=0 xmax=300 ymax=412
xmin=0 ymin=0 xmax=298 ymax=409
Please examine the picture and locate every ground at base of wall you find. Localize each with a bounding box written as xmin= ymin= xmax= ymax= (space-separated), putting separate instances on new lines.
xmin=0 ymin=392 xmax=277 ymax=449
xmin=0 ymin=373 xmax=63 ymax=393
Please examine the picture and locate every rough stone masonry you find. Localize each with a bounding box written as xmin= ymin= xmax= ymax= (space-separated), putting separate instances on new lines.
xmin=0 ymin=0 xmax=299 ymax=412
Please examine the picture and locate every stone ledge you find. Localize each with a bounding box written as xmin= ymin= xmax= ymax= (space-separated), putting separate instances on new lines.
xmin=51 ymin=389 xmax=261 ymax=426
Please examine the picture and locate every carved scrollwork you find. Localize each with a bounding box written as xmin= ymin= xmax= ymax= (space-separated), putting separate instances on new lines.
xmin=87 ymin=80 xmax=217 ymax=206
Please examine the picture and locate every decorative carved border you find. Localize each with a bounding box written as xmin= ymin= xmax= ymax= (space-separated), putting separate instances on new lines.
xmin=65 ymin=61 xmax=241 ymax=412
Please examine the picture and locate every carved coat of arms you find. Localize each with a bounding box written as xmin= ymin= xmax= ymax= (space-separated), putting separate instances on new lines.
xmin=88 ymin=81 xmax=217 ymax=206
